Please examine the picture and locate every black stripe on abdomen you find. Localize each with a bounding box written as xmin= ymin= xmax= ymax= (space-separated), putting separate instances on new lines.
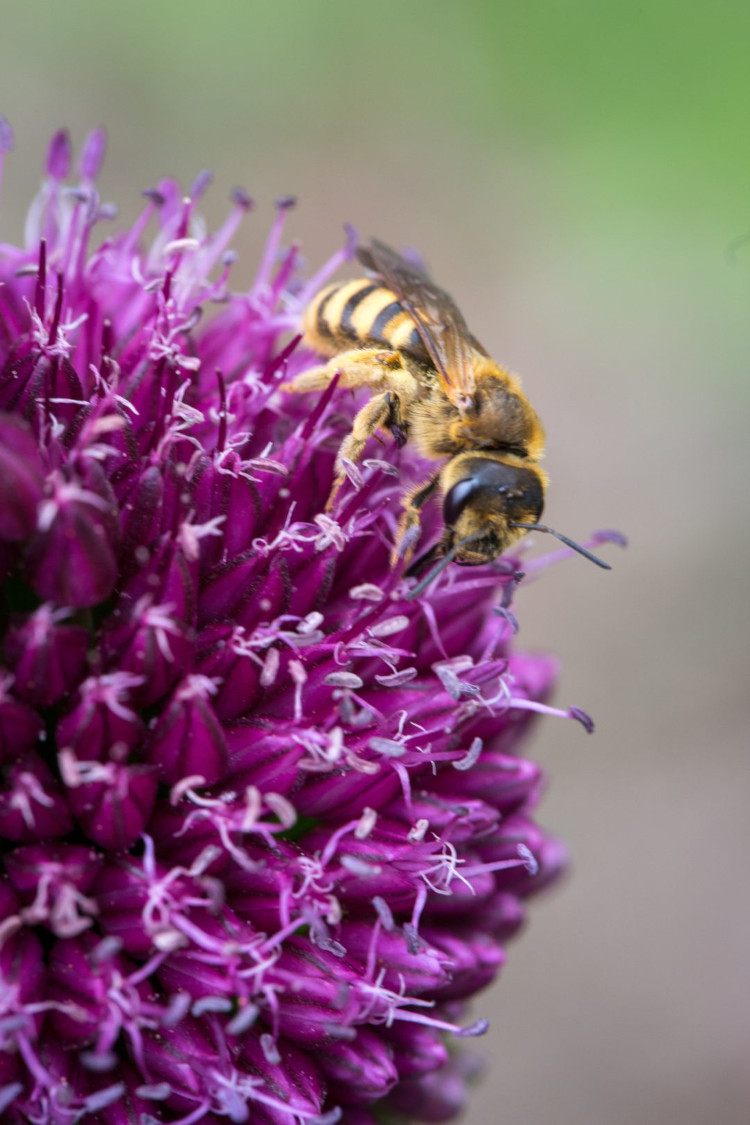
xmin=340 ymin=283 xmax=379 ymax=335
xmin=368 ymin=300 xmax=403 ymax=341
xmin=404 ymin=325 xmax=428 ymax=362
xmin=315 ymin=286 xmax=337 ymax=339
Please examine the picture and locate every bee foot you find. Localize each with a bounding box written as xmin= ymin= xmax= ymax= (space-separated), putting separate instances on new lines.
xmin=324 ymin=479 xmax=344 ymax=512
xmin=392 ymin=523 xmax=422 ymax=568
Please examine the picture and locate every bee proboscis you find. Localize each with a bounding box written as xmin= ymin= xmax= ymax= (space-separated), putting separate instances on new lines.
xmin=284 ymin=239 xmax=610 ymax=585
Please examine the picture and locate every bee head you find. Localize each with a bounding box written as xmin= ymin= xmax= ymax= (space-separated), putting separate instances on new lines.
xmin=406 ymin=456 xmax=611 ymax=597
xmin=442 ymin=457 xmax=545 ymax=565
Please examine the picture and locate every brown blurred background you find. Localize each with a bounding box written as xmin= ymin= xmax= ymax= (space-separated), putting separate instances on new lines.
xmin=1 ymin=2 xmax=748 ymax=1122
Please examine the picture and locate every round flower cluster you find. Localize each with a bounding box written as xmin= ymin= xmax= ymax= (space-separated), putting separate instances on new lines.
xmin=0 ymin=124 xmax=601 ymax=1125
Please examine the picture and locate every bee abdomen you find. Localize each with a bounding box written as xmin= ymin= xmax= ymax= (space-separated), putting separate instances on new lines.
xmin=304 ymin=278 xmax=429 ymax=364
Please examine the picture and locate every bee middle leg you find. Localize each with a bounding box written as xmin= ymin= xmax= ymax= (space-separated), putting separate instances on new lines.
xmin=327 ymin=390 xmax=407 ymax=510
xmin=282 ymin=348 xmax=419 ymax=510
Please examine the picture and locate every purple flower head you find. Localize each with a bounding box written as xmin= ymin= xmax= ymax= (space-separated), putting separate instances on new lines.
xmin=0 ymin=127 xmax=616 ymax=1124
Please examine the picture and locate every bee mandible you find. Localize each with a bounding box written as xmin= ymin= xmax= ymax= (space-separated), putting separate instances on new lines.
xmin=284 ymin=239 xmax=609 ymax=586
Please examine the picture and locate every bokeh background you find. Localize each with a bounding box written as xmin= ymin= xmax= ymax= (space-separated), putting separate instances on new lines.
xmin=1 ymin=3 xmax=748 ymax=1123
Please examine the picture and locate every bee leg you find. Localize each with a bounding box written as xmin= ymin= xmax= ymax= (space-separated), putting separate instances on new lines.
xmin=281 ymin=361 xmax=338 ymax=394
xmin=282 ymin=348 xmax=418 ymax=397
xmin=391 ymin=473 xmax=441 ymax=567
xmin=326 ymin=391 xmax=405 ymax=511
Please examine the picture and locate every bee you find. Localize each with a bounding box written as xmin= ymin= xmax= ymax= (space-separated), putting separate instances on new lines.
xmin=284 ymin=239 xmax=609 ymax=588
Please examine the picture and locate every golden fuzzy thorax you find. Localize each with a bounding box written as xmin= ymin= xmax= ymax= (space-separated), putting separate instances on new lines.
xmin=408 ymin=358 xmax=546 ymax=463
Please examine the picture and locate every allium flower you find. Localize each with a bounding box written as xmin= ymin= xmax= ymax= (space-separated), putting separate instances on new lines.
xmin=0 ymin=123 xmax=615 ymax=1125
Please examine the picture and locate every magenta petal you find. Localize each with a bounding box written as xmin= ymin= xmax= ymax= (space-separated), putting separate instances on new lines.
xmin=223 ymin=722 xmax=307 ymax=794
xmin=46 ymin=129 xmax=72 ymax=178
xmin=0 ymin=539 xmax=18 ymax=583
xmin=65 ymin=760 xmax=158 ymax=850
xmin=25 ymin=502 xmax=117 ymax=607
xmin=92 ymin=863 xmax=154 ymax=956
xmin=386 ymin=1060 xmax=468 ymax=1123
xmin=0 ymin=115 xmax=14 ymax=154
xmin=5 ymin=841 xmax=103 ymax=896
xmin=384 ymin=1022 xmax=449 ymax=1079
xmin=147 ymin=800 xmax=234 ymax=875
xmin=190 ymin=455 xmax=262 ymax=570
xmin=341 ymin=922 xmax=451 ymax=994
xmin=0 ymin=413 xmax=45 ymax=541
xmin=430 ymin=749 xmax=542 ymax=811
xmin=57 ymin=673 xmax=146 ymax=762
xmin=4 ymin=607 xmax=89 ymax=707
xmin=320 ymin=1029 xmax=398 ymax=1104
xmin=79 ymin=127 xmax=107 ymax=180
xmin=0 ymin=920 xmax=46 ymax=1013
xmin=196 ymin=623 xmax=262 ymax=720
xmin=101 ymin=599 xmax=193 ymax=707
xmin=95 ymin=1072 xmax=154 ymax=1125
xmin=478 ymin=892 xmax=526 ymax=940
xmin=477 ymin=814 xmax=568 ymax=896
xmin=47 ymin=933 xmax=127 ymax=1046
xmin=0 ymin=690 xmax=43 ymax=762
xmin=116 ymin=463 xmax=165 ymax=570
xmin=4 ymin=842 xmax=103 ymax=941
xmin=0 ymin=922 xmax=47 ymax=1078
xmin=420 ymin=927 xmax=505 ymax=1001
xmin=144 ymin=675 xmax=227 ymax=784
xmin=266 ymin=954 xmax=361 ymax=1047
xmin=220 ymin=842 xmax=304 ymax=930
xmin=0 ymin=751 xmax=73 ymax=841
xmin=237 ymin=1034 xmax=326 ymax=1120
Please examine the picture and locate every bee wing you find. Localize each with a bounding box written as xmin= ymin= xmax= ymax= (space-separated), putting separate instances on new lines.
xmin=357 ymin=239 xmax=486 ymax=406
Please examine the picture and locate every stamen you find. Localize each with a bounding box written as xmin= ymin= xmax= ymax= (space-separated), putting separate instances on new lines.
xmin=47 ymin=270 xmax=65 ymax=346
xmin=215 ymin=368 xmax=228 ymax=453
xmin=0 ymin=115 xmax=13 ymax=197
xmin=34 ymin=238 xmax=46 ymax=319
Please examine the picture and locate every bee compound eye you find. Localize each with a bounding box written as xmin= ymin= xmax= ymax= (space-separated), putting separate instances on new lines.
xmin=461 ymin=459 xmax=544 ymax=520
xmin=443 ymin=478 xmax=480 ymax=526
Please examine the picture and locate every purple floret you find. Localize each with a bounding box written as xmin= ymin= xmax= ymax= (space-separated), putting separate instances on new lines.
xmin=0 ymin=124 xmax=595 ymax=1124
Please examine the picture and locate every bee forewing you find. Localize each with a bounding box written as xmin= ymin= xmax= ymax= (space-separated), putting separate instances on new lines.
xmin=358 ymin=239 xmax=481 ymax=405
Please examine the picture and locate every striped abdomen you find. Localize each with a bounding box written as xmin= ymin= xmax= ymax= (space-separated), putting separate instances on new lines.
xmin=303 ymin=278 xmax=430 ymax=365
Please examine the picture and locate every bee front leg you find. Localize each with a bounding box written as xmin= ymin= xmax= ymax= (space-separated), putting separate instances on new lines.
xmin=391 ymin=473 xmax=441 ymax=567
xmin=327 ymin=391 xmax=405 ymax=511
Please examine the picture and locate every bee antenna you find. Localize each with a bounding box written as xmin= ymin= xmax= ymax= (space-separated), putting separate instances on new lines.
xmin=509 ymin=522 xmax=612 ymax=569
xmin=405 ymin=531 xmax=485 ymax=600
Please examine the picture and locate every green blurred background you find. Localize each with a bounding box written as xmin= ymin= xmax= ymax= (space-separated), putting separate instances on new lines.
xmin=2 ymin=2 xmax=748 ymax=1122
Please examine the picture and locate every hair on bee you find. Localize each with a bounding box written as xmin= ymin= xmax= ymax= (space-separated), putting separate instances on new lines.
xmin=405 ymin=531 xmax=487 ymax=600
